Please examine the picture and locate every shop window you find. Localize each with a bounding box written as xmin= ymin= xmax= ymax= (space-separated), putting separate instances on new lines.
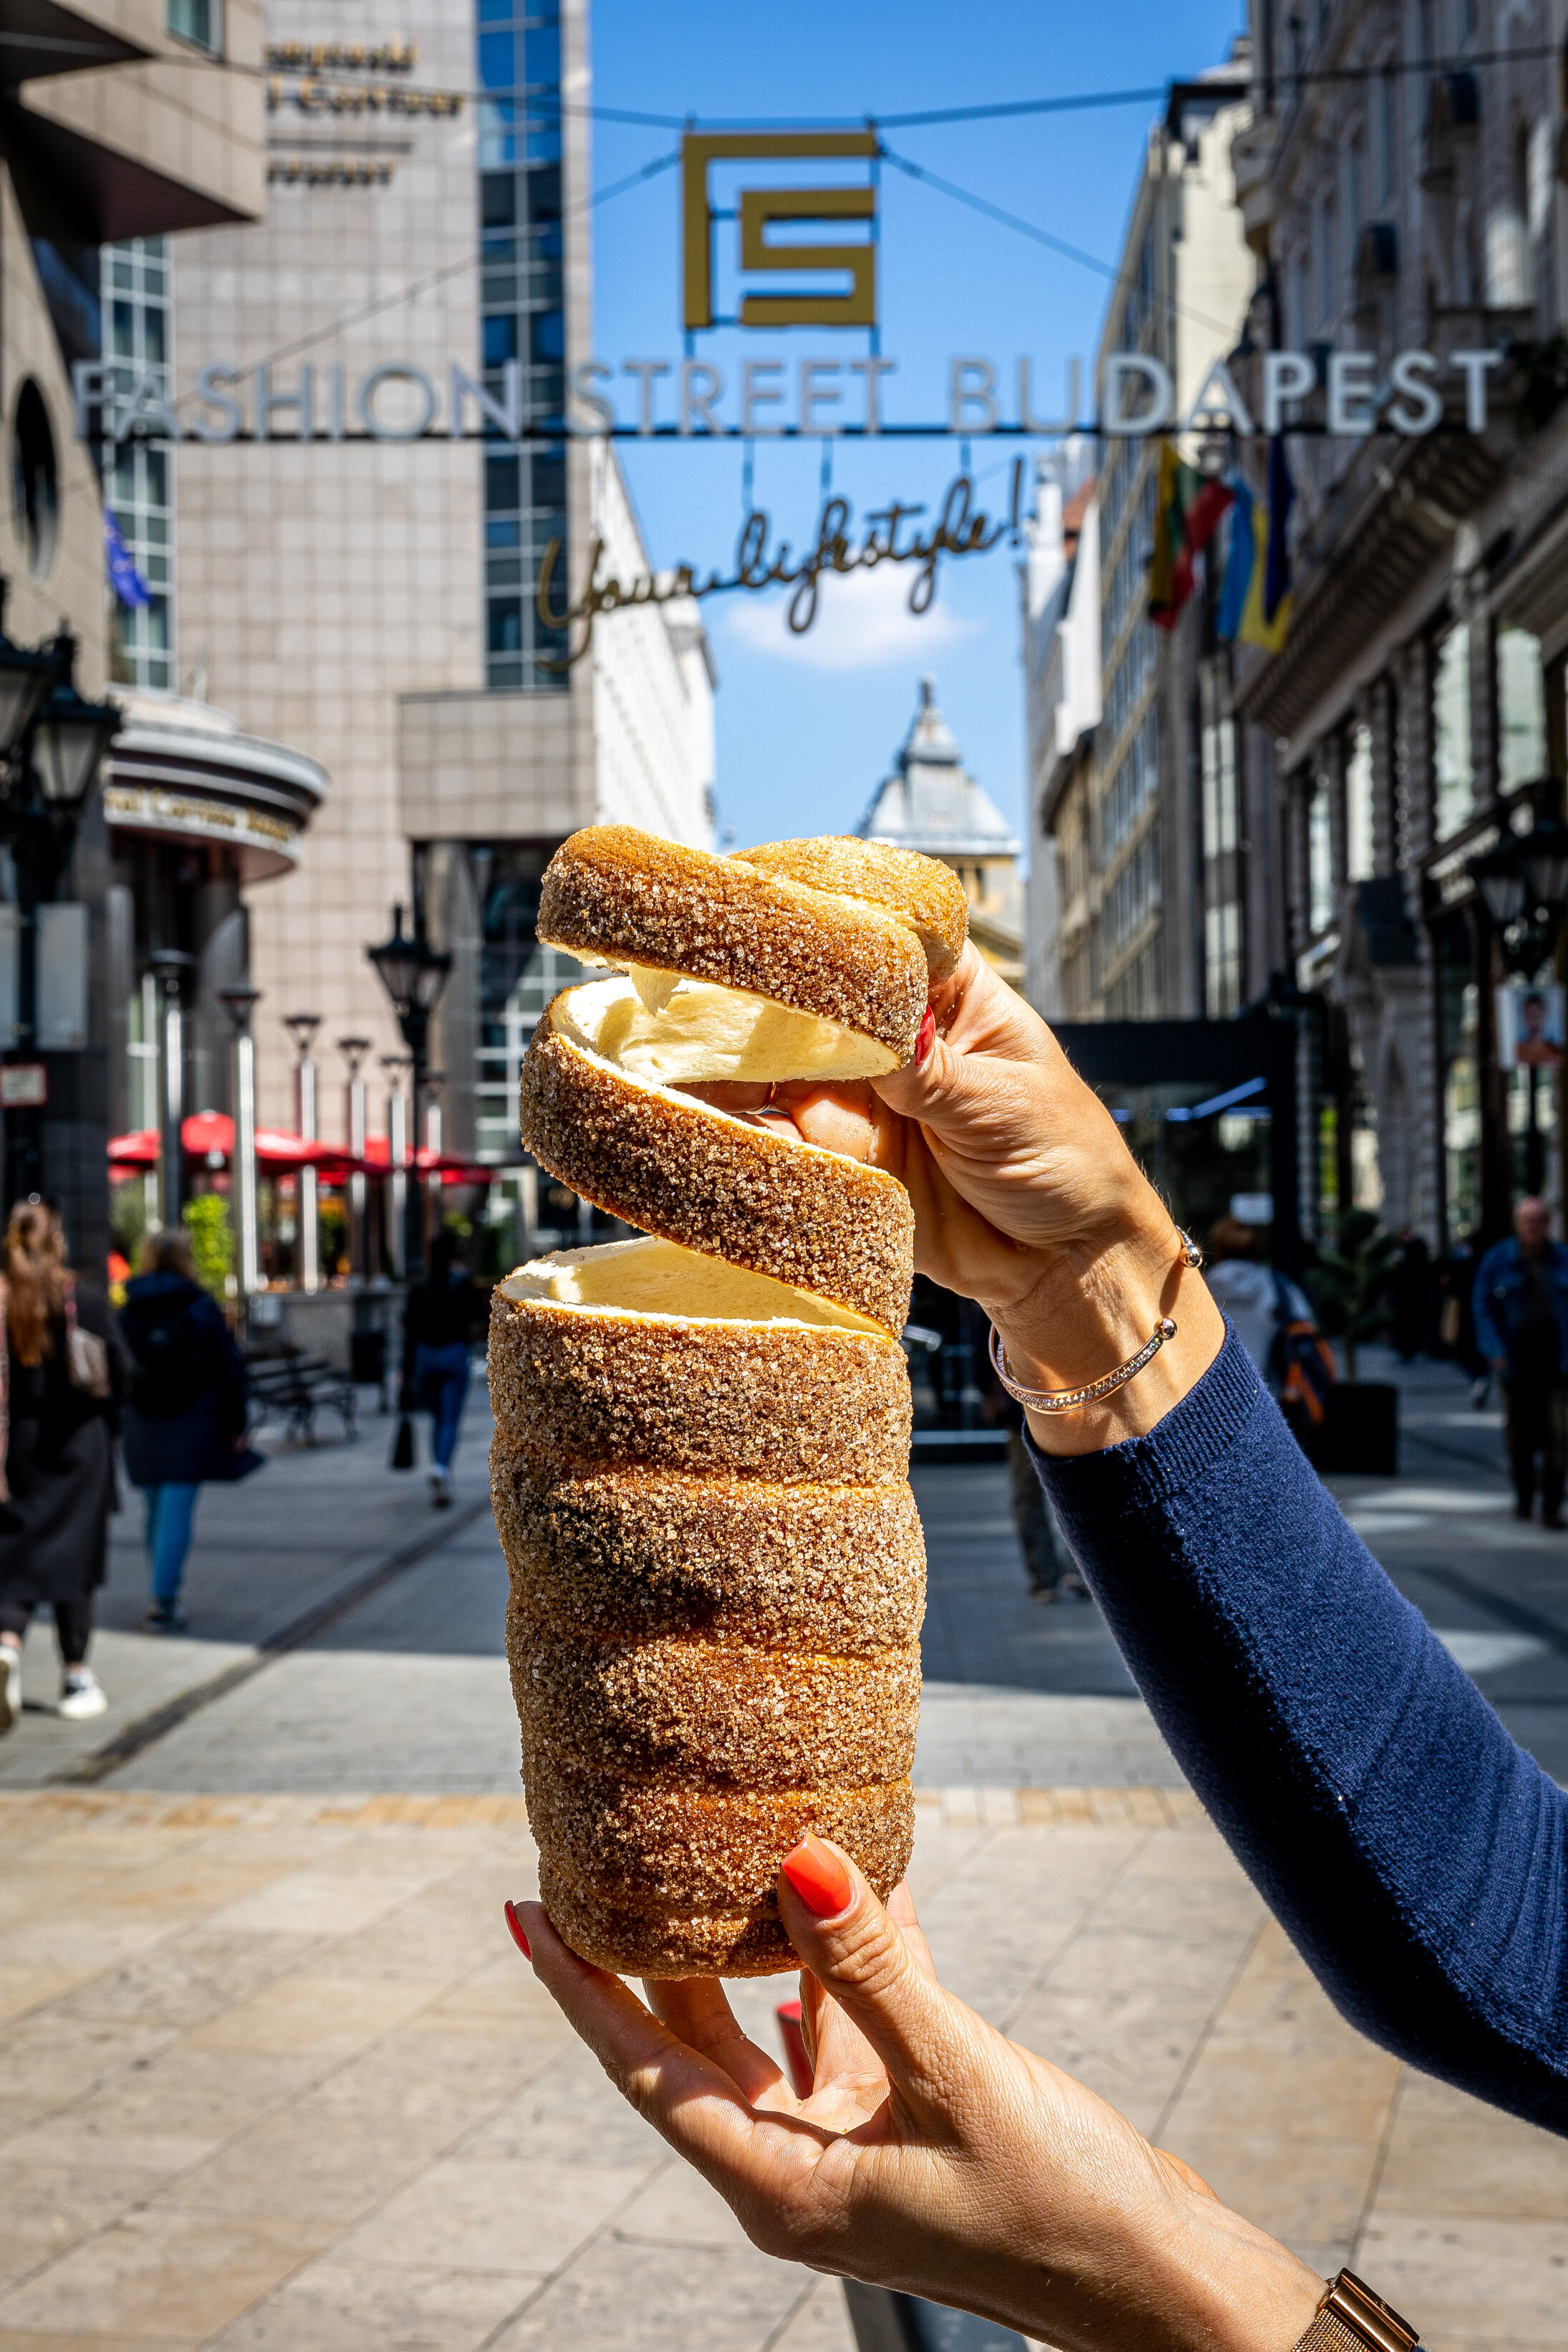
xmin=1345 ymin=721 xmax=1375 ymax=881
xmin=1496 ymin=624 xmax=1546 ymax=791
xmin=1201 ymin=662 xmax=1241 ymax=1016
xmin=1432 ymin=625 xmax=1473 ymax=840
xmin=1307 ymin=774 xmax=1334 ymax=932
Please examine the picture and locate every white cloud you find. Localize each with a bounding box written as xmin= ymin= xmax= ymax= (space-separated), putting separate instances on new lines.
xmin=715 ymin=556 xmax=984 ymax=673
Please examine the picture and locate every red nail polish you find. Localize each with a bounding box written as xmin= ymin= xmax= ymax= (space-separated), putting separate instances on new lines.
xmin=780 ymin=1835 xmax=855 ymax=1918
xmin=503 ymin=1900 xmax=532 ymax=1959
xmin=915 ymin=1007 xmax=935 ymax=1065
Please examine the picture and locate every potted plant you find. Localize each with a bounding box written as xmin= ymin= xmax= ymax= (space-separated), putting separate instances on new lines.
xmin=1302 ymin=1209 xmax=1402 ymax=1475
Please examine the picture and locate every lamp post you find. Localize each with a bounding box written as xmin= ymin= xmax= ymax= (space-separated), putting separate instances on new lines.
xmin=380 ymin=1052 xmax=411 ymax=1280
xmin=337 ymin=1036 xmax=371 ymax=1282
xmin=284 ymin=1012 xmax=321 ymax=1292
xmin=366 ymin=905 xmax=451 ymax=1281
xmin=0 ymin=626 xmax=118 ymax=1206
xmin=219 ymin=986 xmax=261 ymax=1306
xmin=1468 ymin=817 xmax=1568 ymax=1199
xmin=420 ymin=1066 xmax=445 ymax=1252
xmin=147 ymin=949 xmax=193 ymax=1228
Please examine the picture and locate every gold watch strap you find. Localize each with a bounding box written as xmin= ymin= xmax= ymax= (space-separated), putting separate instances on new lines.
xmin=1293 ymin=2270 xmax=1420 ymax=2352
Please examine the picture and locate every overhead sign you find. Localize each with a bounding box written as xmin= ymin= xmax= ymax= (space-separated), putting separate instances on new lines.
xmin=681 ymin=130 xmax=879 ymax=330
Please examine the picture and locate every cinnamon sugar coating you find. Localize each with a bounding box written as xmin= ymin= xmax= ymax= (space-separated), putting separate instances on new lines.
xmin=527 ymin=1762 xmax=913 ymax=1976
xmin=519 ymin=1007 xmax=914 ymax=1332
xmin=492 ymin=1445 xmax=925 ymax=1652
xmin=538 ymin=825 xmax=926 ymax=1058
xmin=488 ymin=1293 xmax=912 ymax=1483
xmin=741 ymin=837 xmax=970 ymax=980
xmin=507 ymin=1593 xmax=921 ymax=1788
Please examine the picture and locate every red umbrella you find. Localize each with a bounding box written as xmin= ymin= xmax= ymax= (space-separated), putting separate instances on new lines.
xmin=108 ymin=1130 xmax=160 ymax=1168
xmin=181 ymin=1110 xmax=234 ymax=1158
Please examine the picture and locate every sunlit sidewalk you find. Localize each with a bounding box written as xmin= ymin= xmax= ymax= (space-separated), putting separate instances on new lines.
xmin=0 ymin=1786 xmax=1562 ymax=2352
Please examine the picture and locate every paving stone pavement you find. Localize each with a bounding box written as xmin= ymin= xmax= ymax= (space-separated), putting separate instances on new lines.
xmin=0 ymin=1787 xmax=1561 ymax=2352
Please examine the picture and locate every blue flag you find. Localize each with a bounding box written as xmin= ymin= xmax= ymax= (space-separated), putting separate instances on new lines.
xmin=1264 ymin=436 xmax=1294 ymax=624
xmin=1215 ymin=480 xmax=1255 ymax=642
xmin=105 ymin=514 xmax=152 ymax=610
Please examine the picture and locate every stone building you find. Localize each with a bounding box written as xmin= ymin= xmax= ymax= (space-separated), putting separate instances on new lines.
xmin=1231 ymin=0 xmax=1568 ymax=1248
xmin=140 ymin=0 xmax=713 ymax=1193
xmin=1020 ymin=440 xmax=1098 ymax=1019
xmin=0 ymin=0 xmax=267 ymax=1264
xmin=858 ymin=678 xmax=1021 ymax=987
xmin=1028 ymin=48 xmax=1258 ymax=1028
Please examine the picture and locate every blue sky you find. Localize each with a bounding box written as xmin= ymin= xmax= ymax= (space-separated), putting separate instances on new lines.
xmin=587 ymin=0 xmax=1245 ymax=854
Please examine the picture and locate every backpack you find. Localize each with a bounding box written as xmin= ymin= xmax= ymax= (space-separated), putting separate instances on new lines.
xmin=121 ymin=1286 xmax=214 ymax=1421
xmin=1268 ymin=1271 xmax=1337 ymax=1431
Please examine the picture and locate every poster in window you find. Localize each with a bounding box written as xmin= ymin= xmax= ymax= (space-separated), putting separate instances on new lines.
xmin=1496 ymin=981 xmax=1566 ymax=1070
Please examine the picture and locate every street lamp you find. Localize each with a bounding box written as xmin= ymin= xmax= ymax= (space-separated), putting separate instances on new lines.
xmin=219 ymin=986 xmax=261 ymax=1306
xmin=0 ymin=585 xmax=57 ymax=759
xmin=147 ymin=949 xmax=193 ymax=1227
xmin=337 ymin=1036 xmax=371 ymax=1281
xmin=284 ymin=1012 xmax=322 ymax=1293
xmin=367 ymin=905 xmax=450 ymax=1280
xmin=380 ymin=1051 xmax=412 ymax=1280
xmin=0 ymin=627 xmax=118 ymax=1206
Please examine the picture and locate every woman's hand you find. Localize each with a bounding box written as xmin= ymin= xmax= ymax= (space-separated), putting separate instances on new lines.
xmin=742 ymin=946 xmax=1225 ymax=1454
xmin=511 ymin=1840 xmax=1321 ymax=2352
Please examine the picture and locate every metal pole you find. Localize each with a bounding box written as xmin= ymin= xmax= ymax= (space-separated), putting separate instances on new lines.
xmin=298 ymin=1051 xmax=319 ymax=1292
xmin=388 ymin=1076 xmax=408 ymax=1281
xmin=162 ymin=982 xmax=183 ymax=1226
xmin=235 ymin=1026 xmax=260 ymax=1296
xmin=405 ymin=1033 xmax=425 ymax=1280
xmin=339 ymin=1038 xmax=370 ymax=1282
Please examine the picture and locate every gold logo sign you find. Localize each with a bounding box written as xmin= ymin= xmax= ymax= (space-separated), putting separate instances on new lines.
xmin=681 ymin=130 xmax=878 ymax=331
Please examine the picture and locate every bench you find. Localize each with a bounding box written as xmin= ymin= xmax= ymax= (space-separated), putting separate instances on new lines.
xmin=245 ymin=1348 xmax=359 ymax=1446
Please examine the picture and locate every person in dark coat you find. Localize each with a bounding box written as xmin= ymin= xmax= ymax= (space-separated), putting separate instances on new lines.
xmin=119 ymin=1228 xmax=249 ymax=1630
xmin=0 ymin=1201 xmax=128 ymax=1735
xmin=400 ymin=1229 xmax=486 ymax=1507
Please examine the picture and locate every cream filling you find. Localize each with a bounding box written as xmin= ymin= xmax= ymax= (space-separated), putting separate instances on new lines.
xmin=500 ymin=1236 xmax=882 ymax=1333
xmin=557 ymin=969 xmax=896 ymax=1085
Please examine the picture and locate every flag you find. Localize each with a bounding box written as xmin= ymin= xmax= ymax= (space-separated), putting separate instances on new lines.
xmin=105 ymin=514 xmax=151 ymax=610
xmin=1215 ymin=479 xmax=1256 ymax=642
xmin=1216 ymin=465 xmax=1292 ymax=653
xmin=1148 ymin=440 xmax=1234 ymax=630
xmin=1264 ymin=434 xmax=1294 ymax=624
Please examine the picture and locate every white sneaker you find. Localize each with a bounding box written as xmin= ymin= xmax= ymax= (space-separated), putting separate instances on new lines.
xmin=58 ymin=1669 xmax=107 ymax=1722
xmin=430 ymin=1468 xmax=453 ymax=1509
xmin=0 ymin=1643 xmax=19 ymax=1734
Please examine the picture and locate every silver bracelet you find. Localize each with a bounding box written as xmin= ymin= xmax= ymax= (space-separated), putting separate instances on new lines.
xmin=987 ymin=1229 xmax=1203 ymax=1416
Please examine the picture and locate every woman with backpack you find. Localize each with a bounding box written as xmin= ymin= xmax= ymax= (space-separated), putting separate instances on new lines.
xmin=0 ymin=1201 xmax=125 ymax=1735
xmin=119 ymin=1228 xmax=249 ymax=1631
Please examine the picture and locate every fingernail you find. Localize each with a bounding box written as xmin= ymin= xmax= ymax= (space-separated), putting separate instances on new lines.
xmin=915 ymin=1007 xmax=935 ymax=1065
xmin=503 ymin=1899 xmax=532 ymax=1959
xmin=780 ymin=1834 xmax=855 ymax=1918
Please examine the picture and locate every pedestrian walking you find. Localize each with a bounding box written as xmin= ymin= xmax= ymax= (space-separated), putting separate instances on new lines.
xmin=1473 ymin=1194 xmax=1568 ymax=1526
xmin=0 ymin=1202 xmax=125 ymax=1734
xmin=1390 ymin=1228 xmax=1432 ymax=1360
xmin=1200 ymin=1214 xmax=1313 ymax=1384
xmin=119 ymin=1229 xmax=250 ymax=1628
xmin=400 ymin=1230 xmax=485 ymax=1508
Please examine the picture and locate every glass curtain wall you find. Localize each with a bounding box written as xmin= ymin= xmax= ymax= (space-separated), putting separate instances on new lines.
xmin=102 ymin=239 xmax=175 ymax=690
xmin=476 ymin=0 xmax=569 ymax=690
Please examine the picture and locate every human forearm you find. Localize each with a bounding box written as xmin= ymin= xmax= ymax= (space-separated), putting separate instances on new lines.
xmin=1034 ymin=1337 xmax=1568 ymax=2133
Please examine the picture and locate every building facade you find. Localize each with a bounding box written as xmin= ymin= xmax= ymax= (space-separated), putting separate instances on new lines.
xmin=1027 ymin=52 xmax=1259 ymax=1029
xmin=154 ymin=0 xmax=713 ymax=1219
xmin=1233 ymin=0 xmax=1568 ymax=1251
xmin=1 ymin=1 xmax=267 ymax=1266
xmin=859 ymin=677 xmax=1022 ymax=986
xmin=1020 ymin=441 xmax=1099 ymax=1019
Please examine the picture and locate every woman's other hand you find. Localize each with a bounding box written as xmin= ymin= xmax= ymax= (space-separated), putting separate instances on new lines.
xmin=774 ymin=946 xmax=1225 ymax=1454
xmin=511 ymin=1841 xmax=1320 ymax=2352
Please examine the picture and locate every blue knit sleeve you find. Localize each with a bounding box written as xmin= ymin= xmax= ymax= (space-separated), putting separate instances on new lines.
xmin=1031 ymin=1330 xmax=1568 ymax=2134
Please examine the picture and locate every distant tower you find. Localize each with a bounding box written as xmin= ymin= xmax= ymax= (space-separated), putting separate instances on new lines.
xmin=856 ymin=678 xmax=1023 ymax=987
